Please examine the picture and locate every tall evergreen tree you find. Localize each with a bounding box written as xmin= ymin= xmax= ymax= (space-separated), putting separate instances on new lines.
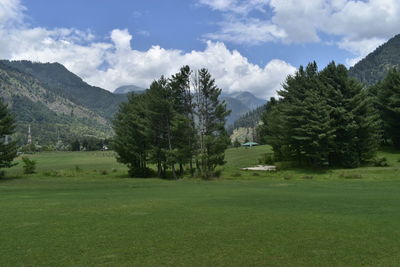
xmin=169 ymin=66 xmax=196 ymax=175
xmin=376 ymin=69 xmax=400 ymax=149
xmin=113 ymin=93 xmax=151 ymax=177
xmin=194 ymin=68 xmax=231 ymax=178
xmin=320 ymin=62 xmax=380 ymax=167
xmin=146 ymin=76 xmax=183 ymax=179
xmin=0 ymin=98 xmax=18 ymax=173
xmin=258 ymin=98 xmax=287 ymax=160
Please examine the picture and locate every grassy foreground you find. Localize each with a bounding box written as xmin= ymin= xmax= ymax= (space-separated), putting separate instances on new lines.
xmin=1 ymin=147 xmax=400 ymax=266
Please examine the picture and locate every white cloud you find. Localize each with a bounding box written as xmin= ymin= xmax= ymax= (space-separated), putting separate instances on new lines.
xmin=204 ymin=18 xmax=287 ymax=45
xmin=199 ymin=0 xmax=400 ymax=65
xmin=0 ymin=0 xmax=295 ymax=99
xmin=0 ymin=0 xmax=25 ymax=26
xmin=197 ymin=0 xmax=267 ymax=14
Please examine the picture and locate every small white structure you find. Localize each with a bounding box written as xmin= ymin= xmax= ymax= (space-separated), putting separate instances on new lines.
xmin=241 ymin=165 xmax=276 ymax=171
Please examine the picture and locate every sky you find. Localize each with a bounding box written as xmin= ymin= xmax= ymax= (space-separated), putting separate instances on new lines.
xmin=0 ymin=0 xmax=399 ymax=99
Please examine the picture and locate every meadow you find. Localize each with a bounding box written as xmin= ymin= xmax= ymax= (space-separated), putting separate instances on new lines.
xmin=1 ymin=146 xmax=400 ymax=266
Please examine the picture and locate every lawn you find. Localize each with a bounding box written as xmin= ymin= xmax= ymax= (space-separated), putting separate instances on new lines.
xmin=1 ymin=147 xmax=400 ymax=266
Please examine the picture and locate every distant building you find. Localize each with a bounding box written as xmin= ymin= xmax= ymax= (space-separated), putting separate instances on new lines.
xmin=242 ymin=142 xmax=258 ymax=147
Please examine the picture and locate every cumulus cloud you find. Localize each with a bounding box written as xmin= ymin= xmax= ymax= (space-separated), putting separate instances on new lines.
xmin=199 ymin=0 xmax=400 ymax=65
xmin=0 ymin=0 xmax=295 ymax=99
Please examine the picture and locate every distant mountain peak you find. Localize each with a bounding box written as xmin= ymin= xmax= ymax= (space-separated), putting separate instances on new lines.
xmin=114 ymin=85 xmax=146 ymax=94
xmin=220 ymin=90 xmax=266 ymax=126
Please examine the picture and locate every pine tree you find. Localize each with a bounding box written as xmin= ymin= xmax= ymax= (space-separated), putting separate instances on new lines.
xmin=258 ymin=98 xmax=288 ymax=160
xmin=169 ymin=66 xmax=196 ymax=175
xmin=0 ymin=98 xmax=18 ymax=173
xmin=146 ymin=76 xmax=181 ymax=179
xmin=194 ymin=68 xmax=231 ymax=178
xmin=112 ymin=93 xmax=151 ymax=177
xmin=376 ymin=69 xmax=400 ymax=149
xmin=320 ymin=62 xmax=380 ymax=167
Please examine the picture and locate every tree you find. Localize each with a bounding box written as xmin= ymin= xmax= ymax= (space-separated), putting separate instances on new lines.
xmin=233 ymin=139 xmax=241 ymax=148
xmin=194 ymin=68 xmax=231 ymax=178
xmin=375 ymin=69 xmax=400 ymax=149
xmin=70 ymin=139 xmax=80 ymax=151
xmin=320 ymin=62 xmax=380 ymax=167
xmin=258 ymin=97 xmax=288 ymax=161
xmin=113 ymin=93 xmax=151 ymax=177
xmin=0 ymin=98 xmax=18 ymax=174
xmin=146 ymin=76 xmax=180 ymax=179
xmin=169 ymin=66 xmax=196 ymax=176
xmin=260 ymin=62 xmax=380 ymax=168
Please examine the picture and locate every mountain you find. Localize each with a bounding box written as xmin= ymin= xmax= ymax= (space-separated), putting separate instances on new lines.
xmin=221 ymin=91 xmax=267 ymax=125
xmin=0 ymin=60 xmax=127 ymax=145
xmin=114 ymin=85 xmax=146 ymax=94
xmin=349 ymin=34 xmax=400 ymax=85
xmin=1 ymin=60 xmax=127 ymax=120
xmin=221 ymin=96 xmax=250 ymax=125
xmin=227 ymin=91 xmax=266 ymax=110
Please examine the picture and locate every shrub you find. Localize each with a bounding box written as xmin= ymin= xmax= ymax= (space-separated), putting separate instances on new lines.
xmin=232 ymin=172 xmax=242 ymax=177
xmin=213 ymin=170 xmax=222 ymax=178
xmin=302 ymin=175 xmax=313 ymax=179
xmin=21 ymin=157 xmax=36 ymax=174
xmin=75 ymin=165 xmax=82 ymax=172
xmin=252 ymin=172 xmax=260 ymax=176
xmin=100 ymin=170 xmax=108 ymax=175
xmin=0 ymin=170 xmax=5 ymax=178
xmin=259 ymin=153 xmax=275 ymax=165
xmin=128 ymin=167 xmax=153 ymax=178
xmin=372 ymin=157 xmax=389 ymax=167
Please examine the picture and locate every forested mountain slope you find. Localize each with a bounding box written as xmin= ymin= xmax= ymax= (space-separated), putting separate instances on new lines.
xmin=349 ymin=34 xmax=400 ymax=85
xmin=1 ymin=60 xmax=127 ymax=119
xmin=0 ymin=61 xmax=114 ymax=145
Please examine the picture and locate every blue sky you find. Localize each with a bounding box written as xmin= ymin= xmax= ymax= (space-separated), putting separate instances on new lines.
xmin=0 ymin=0 xmax=399 ymax=98
xmin=23 ymin=0 xmax=351 ymax=67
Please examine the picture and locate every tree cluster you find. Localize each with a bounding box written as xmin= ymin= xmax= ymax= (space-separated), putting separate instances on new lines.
xmin=113 ymin=66 xmax=231 ymax=179
xmin=259 ymin=62 xmax=380 ymax=168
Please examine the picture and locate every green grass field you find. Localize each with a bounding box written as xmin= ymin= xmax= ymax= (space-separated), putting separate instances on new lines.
xmin=1 ymin=146 xmax=400 ymax=266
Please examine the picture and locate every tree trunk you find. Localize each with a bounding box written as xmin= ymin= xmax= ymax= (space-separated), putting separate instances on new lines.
xmin=166 ymin=119 xmax=177 ymax=179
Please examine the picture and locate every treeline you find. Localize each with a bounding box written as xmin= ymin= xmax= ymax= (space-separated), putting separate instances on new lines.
xmin=113 ymin=66 xmax=231 ymax=179
xmin=259 ymin=62 xmax=381 ymax=168
xmin=69 ymin=137 xmax=111 ymax=151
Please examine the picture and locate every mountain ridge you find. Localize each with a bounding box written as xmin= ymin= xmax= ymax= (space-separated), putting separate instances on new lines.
xmin=349 ymin=34 xmax=400 ymax=85
xmin=0 ymin=60 xmax=119 ymax=145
